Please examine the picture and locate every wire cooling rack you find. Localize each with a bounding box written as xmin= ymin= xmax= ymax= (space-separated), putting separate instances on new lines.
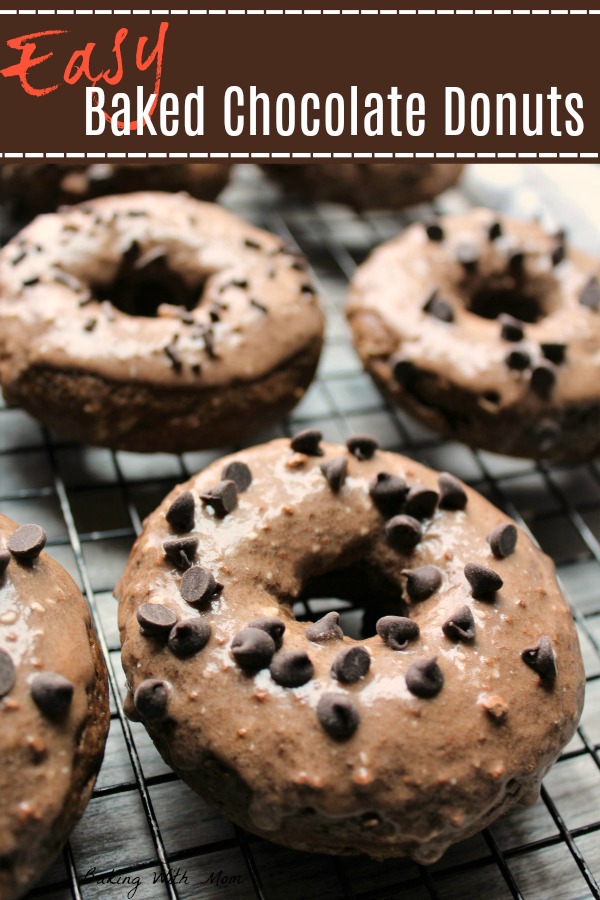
xmin=1 ymin=163 xmax=599 ymax=900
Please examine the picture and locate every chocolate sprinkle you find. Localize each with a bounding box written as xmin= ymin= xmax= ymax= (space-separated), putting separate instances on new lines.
xmin=487 ymin=523 xmax=518 ymax=559
xmin=346 ymin=434 xmax=379 ymax=461
xmin=369 ymin=472 xmax=408 ymax=516
xmin=317 ymin=693 xmax=359 ymax=740
xmin=221 ymin=461 xmax=252 ymax=493
xmin=521 ymin=635 xmax=557 ymax=680
xmin=137 ymin=603 xmax=177 ymax=637
xmin=442 ymin=605 xmax=476 ymax=642
xmin=163 ymin=536 xmax=198 ymax=570
xmin=385 ymin=515 xmax=421 ymax=552
xmin=166 ymin=491 xmax=195 ymax=533
xmin=168 ymin=619 xmax=211 ymax=658
xmin=250 ymin=298 xmax=269 ymax=314
xmin=0 ymin=550 xmax=10 ymax=579
xmin=301 ymin=283 xmax=316 ymax=295
xmin=405 ymin=484 xmax=439 ymax=520
xmin=405 ymin=657 xmax=444 ymax=698
xmin=244 ymin=238 xmax=262 ymax=250
xmin=164 ymin=343 xmax=182 ymax=372
xmin=551 ymin=242 xmax=566 ymax=267
xmin=305 ymin=611 xmax=344 ymax=643
xmin=465 ymin=563 xmax=503 ymax=599
xmin=541 ymin=343 xmax=566 ymax=365
xmin=425 ymin=221 xmax=444 ymax=242
xmin=270 ymin=650 xmax=314 ymax=687
xmin=423 ymin=290 xmax=454 ymax=323
xmin=579 ymin=277 xmax=600 ymax=311
xmin=231 ymin=627 xmax=275 ymax=671
xmin=438 ymin=473 xmax=468 ymax=510
xmin=0 ymin=649 xmax=15 ymax=697
xmin=290 ymin=428 xmax=323 ymax=456
xmin=505 ymin=348 xmax=531 ymax=371
xmin=530 ymin=361 xmax=557 ymax=397
xmin=488 ymin=221 xmax=503 ymax=241
xmin=200 ymin=480 xmax=238 ymax=518
xmin=376 ymin=616 xmax=420 ymax=651
xmin=248 ymin=617 xmax=286 ymax=651
xmin=134 ymin=679 xmax=169 ymax=721
xmin=499 ymin=314 xmax=524 ymax=342
xmin=30 ymin=672 xmax=74 ymax=718
xmin=331 ymin=646 xmax=371 ymax=684
xmin=8 ymin=524 xmax=47 ymax=560
xmin=402 ymin=565 xmax=443 ymax=602
xmin=320 ymin=457 xmax=348 ymax=493
xmin=179 ymin=566 xmax=217 ymax=606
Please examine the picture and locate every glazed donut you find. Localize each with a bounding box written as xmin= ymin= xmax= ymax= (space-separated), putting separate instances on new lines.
xmin=0 ymin=191 xmax=324 ymax=453
xmin=0 ymin=163 xmax=230 ymax=217
xmin=346 ymin=209 xmax=600 ymax=460
xmin=262 ymin=163 xmax=463 ymax=210
xmin=0 ymin=514 xmax=109 ymax=899
xmin=116 ymin=432 xmax=584 ymax=863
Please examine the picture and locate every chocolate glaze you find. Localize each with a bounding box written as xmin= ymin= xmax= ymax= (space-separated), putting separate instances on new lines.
xmin=116 ymin=439 xmax=584 ymax=862
xmin=0 ymin=514 xmax=109 ymax=899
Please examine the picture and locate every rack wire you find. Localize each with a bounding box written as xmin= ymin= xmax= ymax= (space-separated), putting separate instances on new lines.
xmin=1 ymin=164 xmax=599 ymax=900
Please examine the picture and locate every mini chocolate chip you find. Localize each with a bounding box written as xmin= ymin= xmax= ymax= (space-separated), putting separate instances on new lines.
xmin=580 ymin=277 xmax=600 ymax=311
xmin=248 ymin=617 xmax=286 ymax=651
xmin=179 ymin=566 xmax=217 ymax=606
xmin=137 ymin=603 xmax=177 ymax=637
xmin=317 ymin=693 xmax=359 ymax=740
xmin=166 ymin=491 xmax=195 ymax=533
xmin=320 ymin=457 xmax=348 ymax=492
xmin=425 ymin=220 xmax=444 ymax=242
xmin=168 ymin=619 xmax=211 ymax=658
xmin=551 ymin=242 xmax=566 ymax=266
xmin=8 ymin=524 xmax=46 ymax=560
xmin=508 ymin=251 xmax=526 ymax=274
xmin=30 ymin=672 xmax=74 ymax=718
xmin=535 ymin=419 xmax=562 ymax=453
xmin=423 ymin=290 xmax=454 ymax=323
xmin=346 ymin=434 xmax=379 ymax=461
xmin=530 ymin=361 xmax=556 ymax=397
xmin=540 ymin=343 xmax=566 ymax=365
xmin=438 ymin=473 xmax=468 ymax=510
xmin=290 ymin=428 xmax=323 ymax=456
xmin=369 ymin=472 xmax=408 ymax=516
xmin=0 ymin=649 xmax=15 ymax=697
xmin=231 ymin=627 xmax=275 ymax=670
xmin=301 ymin=283 xmax=316 ymax=295
xmin=488 ymin=221 xmax=503 ymax=241
xmin=134 ymin=679 xmax=169 ymax=721
xmin=0 ymin=551 xmax=10 ymax=579
xmin=499 ymin=314 xmax=524 ymax=342
xmin=405 ymin=657 xmax=444 ymax=698
xmin=164 ymin=343 xmax=182 ymax=372
xmin=270 ymin=650 xmax=314 ymax=687
xmin=331 ymin=646 xmax=371 ymax=684
xmin=505 ymin=348 xmax=531 ymax=371
xmin=464 ymin=563 xmax=503 ymax=599
xmin=405 ymin=484 xmax=439 ymax=520
xmin=390 ymin=353 xmax=417 ymax=385
xmin=376 ymin=616 xmax=420 ymax=650
xmin=385 ymin=515 xmax=421 ymax=552
xmin=487 ymin=523 xmax=518 ymax=559
xmin=521 ymin=635 xmax=557 ymax=680
xmin=305 ymin=611 xmax=344 ymax=643
xmin=402 ymin=565 xmax=443 ymax=602
xmin=163 ymin=536 xmax=198 ymax=570
xmin=442 ymin=605 xmax=476 ymax=642
xmin=200 ymin=480 xmax=238 ymax=518
xmin=221 ymin=461 xmax=252 ymax=492
xmin=83 ymin=317 xmax=97 ymax=332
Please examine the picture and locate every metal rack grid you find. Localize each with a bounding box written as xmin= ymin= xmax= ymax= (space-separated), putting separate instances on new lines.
xmin=1 ymin=163 xmax=599 ymax=900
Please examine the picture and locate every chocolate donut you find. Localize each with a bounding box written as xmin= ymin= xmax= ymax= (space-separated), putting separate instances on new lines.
xmin=262 ymin=163 xmax=463 ymax=210
xmin=116 ymin=434 xmax=584 ymax=863
xmin=0 ymin=191 xmax=324 ymax=453
xmin=0 ymin=514 xmax=109 ymax=899
xmin=0 ymin=163 xmax=230 ymax=217
xmin=346 ymin=209 xmax=600 ymax=460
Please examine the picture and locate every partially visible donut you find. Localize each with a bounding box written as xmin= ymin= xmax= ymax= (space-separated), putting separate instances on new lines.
xmin=116 ymin=433 xmax=584 ymax=863
xmin=0 ymin=514 xmax=109 ymax=899
xmin=262 ymin=163 xmax=463 ymax=210
xmin=0 ymin=191 xmax=324 ymax=453
xmin=0 ymin=163 xmax=230 ymax=217
xmin=346 ymin=209 xmax=600 ymax=460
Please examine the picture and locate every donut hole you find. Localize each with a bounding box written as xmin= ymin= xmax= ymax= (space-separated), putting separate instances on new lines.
xmin=91 ymin=242 xmax=209 ymax=317
xmin=466 ymin=284 xmax=545 ymax=323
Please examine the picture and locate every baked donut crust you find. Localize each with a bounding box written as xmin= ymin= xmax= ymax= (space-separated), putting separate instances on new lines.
xmin=0 ymin=191 xmax=324 ymax=453
xmin=262 ymin=163 xmax=463 ymax=210
xmin=346 ymin=209 xmax=600 ymax=460
xmin=116 ymin=436 xmax=584 ymax=863
xmin=0 ymin=514 xmax=109 ymax=899
xmin=0 ymin=163 xmax=230 ymax=217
